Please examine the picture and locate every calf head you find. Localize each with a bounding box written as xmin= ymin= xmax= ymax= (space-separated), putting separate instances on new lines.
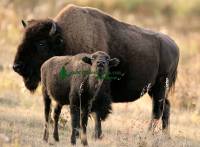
xmin=82 ymin=51 xmax=120 ymax=79
xmin=13 ymin=19 xmax=65 ymax=92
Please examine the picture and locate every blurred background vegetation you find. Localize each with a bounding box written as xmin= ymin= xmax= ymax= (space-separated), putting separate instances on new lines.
xmin=0 ymin=0 xmax=200 ymax=118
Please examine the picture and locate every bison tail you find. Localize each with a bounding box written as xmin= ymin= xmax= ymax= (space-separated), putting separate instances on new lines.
xmin=169 ymin=68 xmax=178 ymax=94
xmin=91 ymin=96 xmax=112 ymax=121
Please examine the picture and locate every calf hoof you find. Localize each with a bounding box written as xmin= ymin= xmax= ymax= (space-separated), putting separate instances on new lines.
xmin=49 ymin=140 xmax=57 ymax=146
xmin=94 ymin=132 xmax=103 ymax=140
xmin=71 ymin=136 xmax=76 ymax=145
xmin=81 ymin=133 xmax=88 ymax=146
xmin=75 ymin=131 xmax=79 ymax=138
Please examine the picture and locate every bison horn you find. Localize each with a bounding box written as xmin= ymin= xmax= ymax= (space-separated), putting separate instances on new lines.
xmin=21 ymin=20 xmax=27 ymax=28
xmin=49 ymin=22 xmax=56 ymax=35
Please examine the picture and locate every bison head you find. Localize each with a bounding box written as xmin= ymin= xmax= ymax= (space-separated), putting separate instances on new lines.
xmin=13 ymin=19 xmax=65 ymax=92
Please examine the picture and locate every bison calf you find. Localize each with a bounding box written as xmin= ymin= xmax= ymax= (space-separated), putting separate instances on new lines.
xmin=41 ymin=51 xmax=119 ymax=145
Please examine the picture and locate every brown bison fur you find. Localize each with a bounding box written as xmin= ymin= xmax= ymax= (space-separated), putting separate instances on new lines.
xmin=14 ymin=4 xmax=179 ymax=136
xmin=41 ymin=51 xmax=119 ymax=145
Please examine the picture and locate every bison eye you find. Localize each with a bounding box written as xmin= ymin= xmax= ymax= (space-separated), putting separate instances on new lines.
xmin=39 ymin=41 xmax=46 ymax=46
xmin=39 ymin=43 xmax=45 ymax=46
xmin=36 ymin=40 xmax=47 ymax=49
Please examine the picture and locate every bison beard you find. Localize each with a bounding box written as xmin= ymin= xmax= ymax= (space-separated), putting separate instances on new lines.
xmin=23 ymin=69 xmax=40 ymax=92
xmin=13 ymin=19 xmax=66 ymax=92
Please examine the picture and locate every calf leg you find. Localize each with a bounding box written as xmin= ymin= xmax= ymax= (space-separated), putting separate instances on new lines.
xmin=80 ymin=108 xmax=89 ymax=146
xmin=92 ymin=113 xmax=102 ymax=139
xmin=53 ymin=104 xmax=62 ymax=141
xmin=70 ymin=105 xmax=80 ymax=145
xmin=42 ymin=88 xmax=52 ymax=142
xmin=90 ymin=94 xmax=112 ymax=140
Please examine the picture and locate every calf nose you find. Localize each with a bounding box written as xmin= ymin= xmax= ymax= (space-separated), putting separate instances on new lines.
xmin=13 ymin=63 xmax=21 ymax=72
xmin=97 ymin=61 xmax=105 ymax=67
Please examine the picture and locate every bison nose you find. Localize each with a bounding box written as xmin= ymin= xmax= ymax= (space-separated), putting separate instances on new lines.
xmin=13 ymin=63 xmax=22 ymax=73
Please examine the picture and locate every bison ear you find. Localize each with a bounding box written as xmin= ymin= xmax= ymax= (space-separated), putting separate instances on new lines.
xmin=82 ymin=56 xmax=92 ymax=65
xmin=49 ymin=22 xmax=57 ymax=36
xmin=109 ymin=58 xmax=120 ymax=67
xmin=27 ymin=19 xmax=36 ymax=25
xmin=21 ymin=20 xmax=27 ymax=28
xmin=21 ymin=19 xmax=37 ymax=28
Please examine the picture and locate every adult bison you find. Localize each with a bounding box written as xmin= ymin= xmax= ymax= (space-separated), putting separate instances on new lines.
xmin=13 ymin=4 xmax=179 ymax=137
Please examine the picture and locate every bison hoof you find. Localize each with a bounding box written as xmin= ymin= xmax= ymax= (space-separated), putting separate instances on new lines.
xmin=43 ymin=137 xmax=48 ymax=142
xmin=53 ymin=134 xmax=59 ymax=142
xmin=148 ymin=119 xmax=159 ymax=134
xmin=162 ymin=129 xmax=171 ymax=140
xmin=43 ymin=131 xmax=49 ymax=142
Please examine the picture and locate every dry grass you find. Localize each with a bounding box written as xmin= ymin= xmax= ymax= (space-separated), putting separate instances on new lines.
xmin=0 ymin=93 xmax=200 ymax=147
xmin=0 ymin=1 xmax=200 ymax=147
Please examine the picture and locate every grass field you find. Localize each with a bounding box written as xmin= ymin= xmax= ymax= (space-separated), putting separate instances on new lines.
xmin=0 ymin=1 xmax=200 ymax=147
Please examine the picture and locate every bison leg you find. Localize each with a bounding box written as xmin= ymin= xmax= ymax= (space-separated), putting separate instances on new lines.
xmin=53 ymin=104 xmax=62 ymax=141
xmin=42 ymin=88 xmax=52 ymax=142
xmin=148 ymin=76 xmax=168 ymax=133
xmin=80 ymin=108 xmax=89 ymax=146
xmin=162 ymin=99 xmax=170 ymax=135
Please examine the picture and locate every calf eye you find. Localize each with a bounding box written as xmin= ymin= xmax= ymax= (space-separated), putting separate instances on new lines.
xmin=91 ymin=55 xmax=97 ymax=60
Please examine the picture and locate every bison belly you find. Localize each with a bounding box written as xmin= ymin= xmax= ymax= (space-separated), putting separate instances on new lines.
xmin=110 ymin=57 xmax=159 ymax=102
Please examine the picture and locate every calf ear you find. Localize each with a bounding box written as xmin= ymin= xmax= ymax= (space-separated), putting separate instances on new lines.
xmin=109 ymin=58 xmax=120 ymax=67
xmin=82 ymin=56 xmax=92 ymax=65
